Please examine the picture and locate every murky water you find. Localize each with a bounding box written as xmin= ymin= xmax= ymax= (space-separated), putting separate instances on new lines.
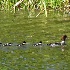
xmin=0 ymin=11 xmax=70 ymax=70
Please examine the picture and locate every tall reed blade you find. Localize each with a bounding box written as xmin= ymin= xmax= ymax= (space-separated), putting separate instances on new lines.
xmin=42 ymin=0 xmax=47 ymax=17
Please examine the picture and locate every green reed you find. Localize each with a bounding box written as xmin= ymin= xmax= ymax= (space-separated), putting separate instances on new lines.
xmin=0 ymin=0 xmax=69 ymax=17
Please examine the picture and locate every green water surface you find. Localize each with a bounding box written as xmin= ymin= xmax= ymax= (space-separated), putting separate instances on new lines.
xmin=0 ymin=11 xmax=70 ymax=70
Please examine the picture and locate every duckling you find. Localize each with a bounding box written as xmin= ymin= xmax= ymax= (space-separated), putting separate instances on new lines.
xmin=17 ymin=44 xmax=21 ymax=47
xmin=33 ymin=41 xmax=42 ymax=46
xmin=22 ymin=41 xmax=26 ymax=45
xmin=17 ymin=41 xmax=26 ymax=47
xmin=8 ymin=43 xmax=12 ymax=46
xmin=3 ymin=43 xmax=12 ymax=46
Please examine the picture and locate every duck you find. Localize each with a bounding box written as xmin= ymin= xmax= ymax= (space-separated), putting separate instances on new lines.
xmin=47 ymin=35 xmax=67 ymax=47
xmin=60 ymin=35 xmax=67 ymax=45
xmin=33 ymin=41 xmax=42 ymax=46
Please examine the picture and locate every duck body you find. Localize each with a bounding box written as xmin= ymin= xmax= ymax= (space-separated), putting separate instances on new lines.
xmin=22 ymin=41 xmax=26 ymax=45
xmin=47 ymin=35 xmax=67 ymax=47
xmin=17 ymin=41 xmax=26 ymax=47
xmin=33 ymin=41 xmax=42 ymax=46
xmin=47 ymin=42 xmax=61 ymax=47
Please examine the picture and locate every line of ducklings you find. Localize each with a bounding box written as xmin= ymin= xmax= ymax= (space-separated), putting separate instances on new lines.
xmin=0 ymin=41 xmax=26 ymax=47
xmin=0 ymin=41 xmax=43 ymax=47
xmin=0 ymin=40 xmax=66 ymax=47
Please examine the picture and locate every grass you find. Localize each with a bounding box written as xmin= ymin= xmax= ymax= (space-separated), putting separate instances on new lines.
xmin=0 ymin=11 xmax=70 ymax=70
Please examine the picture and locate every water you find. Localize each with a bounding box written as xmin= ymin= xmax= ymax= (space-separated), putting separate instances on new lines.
xmin=0 ymin=11 xmax=70 ymax=70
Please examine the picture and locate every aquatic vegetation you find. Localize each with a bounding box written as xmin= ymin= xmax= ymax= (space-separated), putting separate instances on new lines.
xmin=0 ymin=0 xmax=69 ymax=17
